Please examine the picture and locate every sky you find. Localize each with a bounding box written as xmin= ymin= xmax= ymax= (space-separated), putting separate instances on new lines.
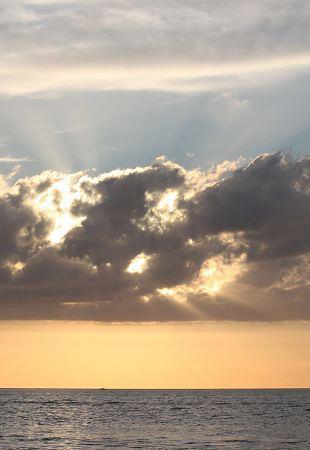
xmin=0 ymin=0 xmax=310 ymax=388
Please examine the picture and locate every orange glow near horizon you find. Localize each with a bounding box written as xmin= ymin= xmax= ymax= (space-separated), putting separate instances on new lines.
xmin=1 ymin=321 xmax=309 ymax=389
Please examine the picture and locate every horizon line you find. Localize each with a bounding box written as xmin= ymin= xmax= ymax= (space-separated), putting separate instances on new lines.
xmin=1 ymin=387 xmax=309 ymax=390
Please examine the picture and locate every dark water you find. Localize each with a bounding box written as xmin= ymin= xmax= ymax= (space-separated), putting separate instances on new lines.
xmin=0 ymin=389 xmax=309 ymax=449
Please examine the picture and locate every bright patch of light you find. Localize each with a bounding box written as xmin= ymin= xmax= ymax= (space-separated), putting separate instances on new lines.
xmin=200 ymin=254 xmax=246 ymax=295
xmin=48 ymin=212 xmax=82 ymax=245
xmin=155 ymin=253 xmax=246 ymax=303
xmin=157 ymin=190 xmax=178 ymax=212
xmin=7 ymin=261 xmax=25 ymax=274
xmin=127 ymin=253 xmax=150 ymax=274
xmin=157 ymin=287 xmax=175 ymax=296
xmin=139 ymin=189 xmax=185 ymax=232
xmin=31 ymin=176 xmax=86 ymax=244
xmin=186 ymin=239 xmax=195 ymax=246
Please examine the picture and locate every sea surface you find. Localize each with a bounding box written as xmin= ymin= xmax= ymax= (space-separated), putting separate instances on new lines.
xmin=0 ymin=389 xmax=309 ymax=449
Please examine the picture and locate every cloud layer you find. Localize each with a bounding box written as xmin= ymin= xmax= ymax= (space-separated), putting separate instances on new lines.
xmin=2 ymin=0 xmax=310 ymax=93
xmin=0 ymin=152 xmax=309 ymax=322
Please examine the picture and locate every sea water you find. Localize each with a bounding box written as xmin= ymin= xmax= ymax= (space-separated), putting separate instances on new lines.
xmin=0 ymin=389 xmax=309 ymax=449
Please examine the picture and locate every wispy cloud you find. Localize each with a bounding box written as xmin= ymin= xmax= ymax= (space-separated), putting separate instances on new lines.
xmin=0 ymin=155 xmax=34 ymax=163
xmin=1 ymin=1 xmax=310 ymax=93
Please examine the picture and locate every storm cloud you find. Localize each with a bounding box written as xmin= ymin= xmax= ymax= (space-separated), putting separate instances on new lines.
xmin=0 ymin=152 xmax=309 ymax=322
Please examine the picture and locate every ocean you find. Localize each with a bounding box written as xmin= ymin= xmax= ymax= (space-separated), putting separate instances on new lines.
xmin=0 ymin=389 xmax=309 ymax=449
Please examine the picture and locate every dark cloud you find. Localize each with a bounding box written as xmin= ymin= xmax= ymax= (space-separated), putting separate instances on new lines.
xmin=188 ymin=152 xmax=310 ymax=259
xmin=0 ymin=189 xmax=49 ymax=264
xmin=0 ymin=153 xmax=309 ymax=322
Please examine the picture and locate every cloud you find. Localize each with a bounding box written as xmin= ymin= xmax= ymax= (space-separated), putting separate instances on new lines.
xmin=188 ymin=153 xmax=310 ymax=259
xmin=0 ymin=155 xmax=34 ymax=163
xmin=1 ymin=1 xmax=310 ymax=93
xmin=0 ymin=152 xmax=309 ymax=322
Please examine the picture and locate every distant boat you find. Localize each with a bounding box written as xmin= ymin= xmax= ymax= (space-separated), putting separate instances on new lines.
xmin=100 ymin=387 xmax=106 ymax=390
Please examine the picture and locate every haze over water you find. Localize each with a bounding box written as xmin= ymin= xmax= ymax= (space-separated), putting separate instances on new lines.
xmin=1 ymin=389 xmax=309 ymax=449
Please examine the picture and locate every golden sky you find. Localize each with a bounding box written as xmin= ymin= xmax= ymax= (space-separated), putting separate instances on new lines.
xmin=1 ymin=321 xmax=309 ymax=389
